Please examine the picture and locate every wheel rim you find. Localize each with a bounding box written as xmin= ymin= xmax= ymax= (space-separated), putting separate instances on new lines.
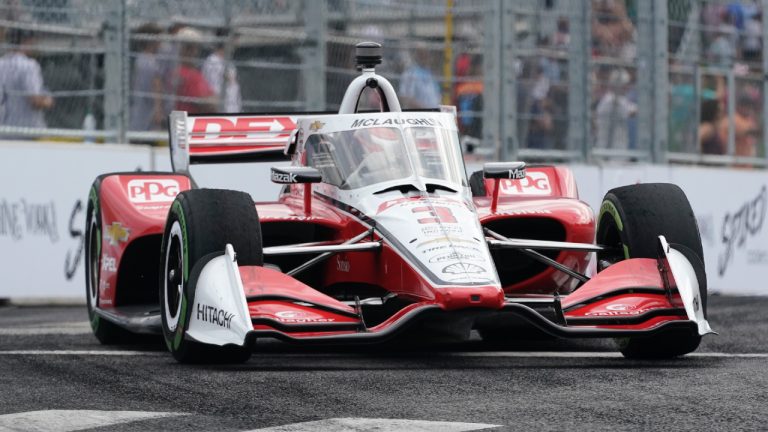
xmin=87 ymin=217 xmax=99 ymax=308
xmin=164 ymin=221 xmax=184 ymax=331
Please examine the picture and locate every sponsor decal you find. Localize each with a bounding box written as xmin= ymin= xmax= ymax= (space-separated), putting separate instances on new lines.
xmin=0 ymin=198 xmax=58 ymax=242
xmin=271 ymin=171 xmax=297 ymax=184
xmin=419 ymin=244 xmax=482 ymax=255
xmin=309 ymin=120 xmax=325 ymax=132
xmin=350 ymin=118 xmax=437 ymax=128
xmin=499 ymin=171 xmax=552 ymax=196
xmin=417 ymin=236 xmax=478 ymax=248
xmin=442 ymin=263 xmax=486 ymax=274
xmin=495 ymin=209 xmax=553 ymax=216
xmin=605 ymin=304 xmax=636 ymax=311
xmin=336 ymin=256 xmax=350 ymax=272
xmin=196 ymin=303 xmax=235 ymax=329
xmin=421 ymin=225 xmax=462 ymax=237
xmin=413 ymin=206 xmax=458 ymax=224
xmin=719 ymin=185 xmax=767 ymax=276
xmin=127 ymin=179 xmax=179 ymax=204
xmin=377 ymin=197 xmax=467 ymax=214
xmin=104 ymin=222 xmax=130 ymax=246
xmin=275 ymin=310 xmax=335 ymax=323
xmin=190 ymin=116 xmax=296 ymax=141
xmin=101 ymin=255 xmax=117 ymax=273
xmin=429 ymin=251 xmax=484 ymax=264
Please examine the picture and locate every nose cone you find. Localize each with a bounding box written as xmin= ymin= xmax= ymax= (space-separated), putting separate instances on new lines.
xmin=373 ymin=195 xmax=501 ymax=289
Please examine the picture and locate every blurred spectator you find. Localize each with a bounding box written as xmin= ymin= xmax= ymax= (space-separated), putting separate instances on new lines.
xmin=0 ymin=28 xmax=53 ymax=134
xmin=174 ymin=28 xmax=216 ymax=114
xmin=158 ymin=23 xmax=187 ymax=113
xmin=709 ymin=24 xmax=737 ymax=66
xmin=717 ymin=89 xmax=759 ymax=158
xmin=399 ymin=44 xmax=440 ymax=109
xmin=595 ymin=68 xmax=636 ymax=150
xmin=700 ymin=96 xmax=724 ymax=155
xmin=742 ymin=9 xmax=762 ymax=62
xmin=202 ymin=28 xmax=241 ymax=113
xmin=526 ymin=64 xmax=554 ymax=149
xmin=129 ymin=23 xmax=164 ymax=131
xmin=454 ymin=55 xmax=483 ymax=139
xmin=553 ymin=18 xmax=570 ymax=48
xmin=592 ymin=0 xmax=635 ymax=60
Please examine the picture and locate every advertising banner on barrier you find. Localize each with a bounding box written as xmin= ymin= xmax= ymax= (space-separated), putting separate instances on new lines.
xmin=1 ymin=143 xmax=765 ymax=299
xmin=589 ymin=165 xmax=768 ymax=296
xmin=0 ymin=143 xmax=154 ymax=300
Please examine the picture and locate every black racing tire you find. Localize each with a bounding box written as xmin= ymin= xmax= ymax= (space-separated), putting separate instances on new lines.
xmin=159 ymin=189 xmax=262 ymax=364
xmin=469 ymin=170 xmax=486 ymax=197
xmin=85 ymin=181 xmax=137 ymax=344
xmin=595 ymin=183 xmax=706 ymax=359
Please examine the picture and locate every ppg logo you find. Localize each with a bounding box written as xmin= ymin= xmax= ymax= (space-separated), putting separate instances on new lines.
xmin=499 ymin=171 xmax=552 ymax=196
xmin=127 ymin=179 xmax=180 ymax=203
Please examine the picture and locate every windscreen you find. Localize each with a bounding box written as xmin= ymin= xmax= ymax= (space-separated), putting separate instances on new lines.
xmin=305 ymin=125 xmax=466 ymax=190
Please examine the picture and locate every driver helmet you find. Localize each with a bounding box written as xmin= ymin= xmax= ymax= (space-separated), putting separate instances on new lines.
xmin=356 ymin=127 xmax=401 ymax=152
xmin=353 ymin=127 xmax=403 ymax=173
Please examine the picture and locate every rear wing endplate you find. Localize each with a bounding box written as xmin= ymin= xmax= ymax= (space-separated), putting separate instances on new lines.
xmin=168 ymin=111 xmax=301 ymax=173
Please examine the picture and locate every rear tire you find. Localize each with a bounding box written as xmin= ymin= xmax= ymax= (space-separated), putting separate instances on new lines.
xmin=159 ymin=189 xmax=262 ymax=364
xmin=469 ymin=170 xmax=486 ymax=197
xmin=595 ymin=183 xmax=705 ymax=359
xmin=85 ymin=182 xmax=136 ymax=344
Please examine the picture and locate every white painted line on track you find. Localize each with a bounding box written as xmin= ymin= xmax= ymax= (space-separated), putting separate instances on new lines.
xmin=0 ymin=410 xmax=181 ymax=432
xmin=0 ymin=350 xmax=766 ymax=359
xmin=0 ymin=323 xmax=92 ymax=336
xmin=244 ymin=418 xmax=501 ymax=432
xmin=0 ymin=350 xmax=165 ymax=356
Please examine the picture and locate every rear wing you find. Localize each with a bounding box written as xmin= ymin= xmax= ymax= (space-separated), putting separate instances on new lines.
xmin=168 ymin=108 xmax=457 ymax=173
xmin=168 ymin=110 xmax=305 ymax=173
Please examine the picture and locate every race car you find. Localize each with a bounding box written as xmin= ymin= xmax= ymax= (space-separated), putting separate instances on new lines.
xmin=85 ymin=42 xmax=713 ymax=363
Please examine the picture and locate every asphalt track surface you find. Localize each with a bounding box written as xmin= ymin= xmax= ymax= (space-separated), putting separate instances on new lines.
xmin=0 ymin=295 xmax=766 ymax=431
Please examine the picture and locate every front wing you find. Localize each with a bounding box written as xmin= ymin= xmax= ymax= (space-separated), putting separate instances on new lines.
xmin=184 ymin=237 xmax=714 ymax=348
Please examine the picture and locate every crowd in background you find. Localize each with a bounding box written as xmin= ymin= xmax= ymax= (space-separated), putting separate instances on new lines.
xmin=0 ymin=0 xmax=765 ymax=164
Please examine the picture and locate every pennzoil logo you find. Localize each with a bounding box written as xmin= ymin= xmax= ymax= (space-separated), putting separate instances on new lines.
xmin=309 ymin=121 xmax=325 ymax=132
xmin=104 ymin=222 xmax=130 ymax=246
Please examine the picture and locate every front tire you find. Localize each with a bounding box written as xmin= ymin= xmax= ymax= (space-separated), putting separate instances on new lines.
xmin=159 ymin=189 xmax=262 ymax=363
xmin=595 ymin=183 xmax=706 ymax=359
xmin=85 ymin=182 xmax=135 ymax=344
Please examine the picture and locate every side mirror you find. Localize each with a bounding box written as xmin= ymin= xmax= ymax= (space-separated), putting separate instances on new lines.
xmin=483 ymin=162 xmax=526 ymax=180
xmin=483 ymin=162 xmax=526 ymax=214
xmin=270 ymin=166 xmax=322 ymax=184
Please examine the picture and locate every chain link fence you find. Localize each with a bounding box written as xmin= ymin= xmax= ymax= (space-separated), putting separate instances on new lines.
xmin=1 ymin=0 xmax=767 ymax=168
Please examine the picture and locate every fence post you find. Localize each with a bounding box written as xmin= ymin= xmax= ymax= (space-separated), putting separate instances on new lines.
xmin=482 ymin=0 xmax=502 ymax=160
xmin=302 ymin=0 xmax=327 ymax=111
xmin=498 ymin=0 xmax=518 ymax=161
xmin=103 ymin=0 xmax=127 ymax=143
xmin=652 ymin=0 xmax=669 ymax=163
xmin=567 ymin=0 xmax=591 ymax=162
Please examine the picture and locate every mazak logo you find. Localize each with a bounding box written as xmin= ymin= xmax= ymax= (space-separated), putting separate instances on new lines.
xmin=271 ymin=171 xmax=297 ymax=184
xmin=128 ymin=179 xmax=179 ymax=204
xmin=500 ymin=171 xmax=552 ymax=196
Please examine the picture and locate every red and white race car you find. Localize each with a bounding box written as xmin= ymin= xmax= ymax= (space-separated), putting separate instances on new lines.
xmin=85 ymin=43 xmax=713 ymax=363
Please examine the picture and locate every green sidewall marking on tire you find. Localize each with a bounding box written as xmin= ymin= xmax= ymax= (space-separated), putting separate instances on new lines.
xmin=170 ymin=200 xmax=190 ymax=352
xmin=90 ymin=312 xmax=100 ymax=331
xmin=171 ymin=201 xmax=190 ymax=280
xmin=598 ymin=200 xmax=630 ymax=260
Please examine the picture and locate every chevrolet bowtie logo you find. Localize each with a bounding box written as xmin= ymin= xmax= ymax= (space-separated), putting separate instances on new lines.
xmin=105 ymin=222 xmax=130 ymax=246
xmin=309 ymin=121 xmax=325 ymax=132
